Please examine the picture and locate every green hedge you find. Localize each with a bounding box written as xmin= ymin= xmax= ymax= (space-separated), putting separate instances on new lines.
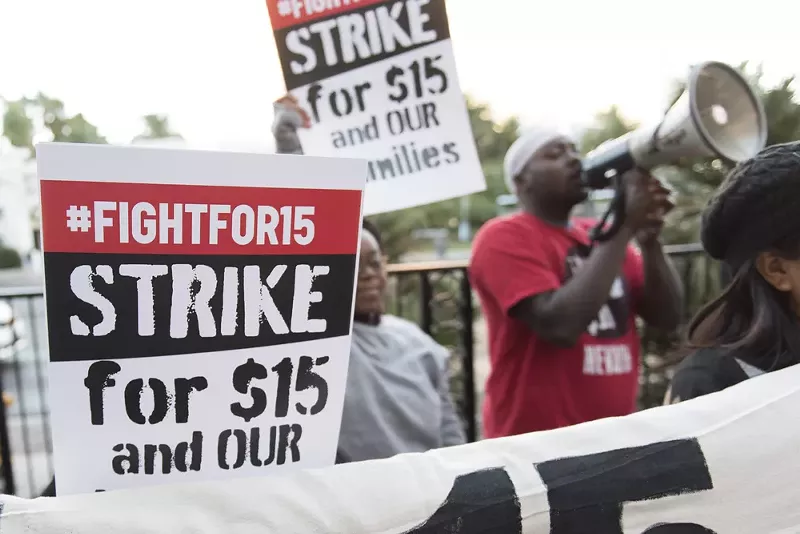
xmin=0 ymin=246 xmax=22 ymax=269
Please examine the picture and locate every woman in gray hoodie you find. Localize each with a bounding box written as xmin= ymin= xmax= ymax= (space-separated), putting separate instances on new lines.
xmin=273 ymin=95 xmax=466 ymax=463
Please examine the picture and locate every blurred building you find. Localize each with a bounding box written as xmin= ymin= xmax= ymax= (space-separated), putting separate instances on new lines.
xmin=0 ymin=139 xmax=38 ymax=268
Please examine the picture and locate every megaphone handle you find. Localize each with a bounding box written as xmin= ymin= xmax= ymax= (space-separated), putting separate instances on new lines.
xmin=589 ymin=176 xmax=627 ymax=243
xmin=646 ymin=113 xmax=668 ymax=155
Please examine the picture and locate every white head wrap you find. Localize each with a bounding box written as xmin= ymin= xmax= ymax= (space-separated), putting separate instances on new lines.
xmin=503 ymin=127 xmax=572 ymax=194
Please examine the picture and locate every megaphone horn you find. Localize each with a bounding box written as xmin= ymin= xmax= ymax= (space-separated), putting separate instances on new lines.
xmin=582 ymin=61 xmax=768 ymax=190
xmin=581 ymin=61 xmax=768 ymax=243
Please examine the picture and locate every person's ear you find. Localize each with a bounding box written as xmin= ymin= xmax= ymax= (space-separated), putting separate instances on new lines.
xmin=756 ymin=251 xmax=795 ymax=292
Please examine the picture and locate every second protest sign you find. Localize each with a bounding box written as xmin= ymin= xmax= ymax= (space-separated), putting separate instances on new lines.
xmin=267 ymin=0 xmax=486 ymax=215
xmin=37 ymin=142 xmax=366 ymax=495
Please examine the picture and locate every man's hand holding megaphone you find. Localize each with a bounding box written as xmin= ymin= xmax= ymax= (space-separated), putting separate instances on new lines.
xmin=623 ymin=169 xmax=675 ymax=246
xmin=619 ymin=168 xmax=683 ymax=333
xmin=583 ymin=61 xmax=766 ymax=244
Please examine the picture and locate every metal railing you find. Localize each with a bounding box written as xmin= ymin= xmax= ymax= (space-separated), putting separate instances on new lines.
xmin=0 ymin=286 xmax=53 ymax=497
xmin=386 ymin=260 xmax=478 ymax=442
xmin=0 ymin=243 xmax=718 ymax=497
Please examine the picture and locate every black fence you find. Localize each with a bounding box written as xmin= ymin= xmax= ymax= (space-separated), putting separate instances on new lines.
xmin=0 ymin=243 xmax=718 ymax=497
xmin=0 ymin=286 xmax=52 ymax=497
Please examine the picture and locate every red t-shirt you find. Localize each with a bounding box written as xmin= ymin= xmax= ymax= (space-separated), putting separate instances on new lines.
xmin=469 ymin=212 xmax=645 ymax=438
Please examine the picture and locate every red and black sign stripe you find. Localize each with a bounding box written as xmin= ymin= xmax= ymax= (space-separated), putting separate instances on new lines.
xmin=269 ymin=0 xmax=451 ymax=91
xmin=41 ymin=180 xmax=360 ymax=363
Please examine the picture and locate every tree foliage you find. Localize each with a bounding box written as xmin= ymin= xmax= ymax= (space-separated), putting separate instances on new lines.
xmin=2 ymin=94 xmax=109 ymax=156
xmin=468 ymin=96 xmax=520 ymax=162
xmin=36 ymin=93 xmax=107 ymax=145
xmin=581 ymin=105 xmax=638 ymax=153
xmin=2 ymin=100 xmax=34 ymax=150
xmin=134 ymin=114 xmax=183 ymax=141
xmin=2 ymin=94 xmax=182 ymax=156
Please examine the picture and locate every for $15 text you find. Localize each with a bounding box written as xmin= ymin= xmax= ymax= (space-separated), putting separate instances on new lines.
xmin=83 ymin=352 xmax=330 ymax=477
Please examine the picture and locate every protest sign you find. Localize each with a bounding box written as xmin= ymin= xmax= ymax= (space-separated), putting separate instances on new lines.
xmin=36 ymin=142 xmax=366 ymax=495
xmin=267 ymin=0 xmax=486 ymax=215
xmin=5 ymin=362 xmax=800 ymax=532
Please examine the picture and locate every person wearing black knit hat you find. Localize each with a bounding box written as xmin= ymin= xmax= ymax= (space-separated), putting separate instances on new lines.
xmin=665 ymin=141 xmax=800 ymax=404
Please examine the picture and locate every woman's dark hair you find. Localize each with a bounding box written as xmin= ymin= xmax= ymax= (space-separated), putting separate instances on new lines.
xmin=687 ymin=141 xmax=800 ymax=369
xmin=362 ymin=219 xmax=383 ymax=252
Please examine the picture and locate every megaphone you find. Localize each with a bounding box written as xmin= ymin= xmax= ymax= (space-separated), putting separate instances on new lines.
xmin=583 ymin=61 xmax=767 ymax=242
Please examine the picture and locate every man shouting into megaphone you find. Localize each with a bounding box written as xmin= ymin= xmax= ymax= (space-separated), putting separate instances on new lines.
xmin=469 ymin=128 xmax=684 ymax=439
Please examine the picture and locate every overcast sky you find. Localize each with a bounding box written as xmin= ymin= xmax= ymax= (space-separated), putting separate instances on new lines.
xmin=2 ymin=0 xmax=797 ymax=151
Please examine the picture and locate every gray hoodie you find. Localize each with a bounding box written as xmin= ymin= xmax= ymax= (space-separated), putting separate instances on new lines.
xmin=272 ymin=108 xmax=466 ymax=461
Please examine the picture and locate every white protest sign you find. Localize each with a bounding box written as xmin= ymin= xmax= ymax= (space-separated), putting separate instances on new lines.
xmin=36 ymin=142 xmax=366 ymax=495
xmin=267 ymin=0 xmax=486 ymax=215
xmin=6 ymin=362 xmax=800 ymax=532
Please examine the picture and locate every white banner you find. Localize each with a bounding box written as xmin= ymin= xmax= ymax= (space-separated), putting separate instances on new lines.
xmin=3 ymin=359 xmax=800 ymax=532
xmin=267 ymin=0 xmax=486 ymax=215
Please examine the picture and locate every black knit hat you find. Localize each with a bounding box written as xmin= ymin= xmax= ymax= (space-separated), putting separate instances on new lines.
xmin=701 ymin=141 xmax=800 ymax=265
